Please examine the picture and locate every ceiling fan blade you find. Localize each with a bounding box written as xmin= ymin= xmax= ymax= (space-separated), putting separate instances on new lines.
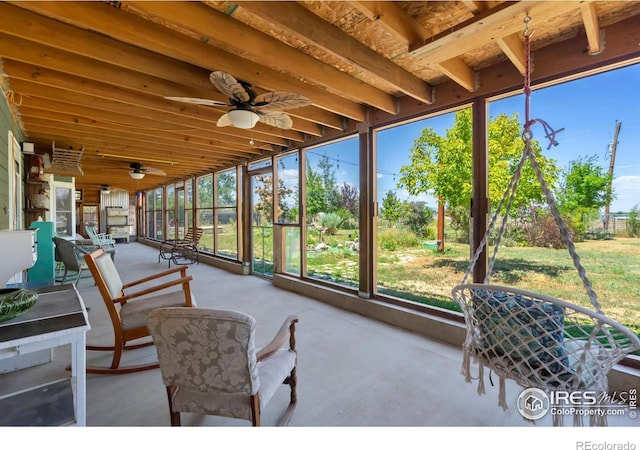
xmin=257 ymin=111 xmax=293 ymax=129
xmin=210 ymin=71 xmax=250 ymax=103
xmin=216 ymin=113 xmax=233 ymax=127
xmin=141 ymin=166 xmax=167 ymax=176
xmin=164 ymin=96 xmax=228 ymax=107
xmin=254 ymin=92 xmax=312 ymax=111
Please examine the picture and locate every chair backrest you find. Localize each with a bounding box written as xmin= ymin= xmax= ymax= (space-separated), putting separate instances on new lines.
xmin=53 ymin=237 xmax=82 ymax=272
xmin=85 ymin=225 xmax=100 ymax=245
xmin=84 ymin=248 xmax=125 ymax=321
xmin=147 ymin=307 xmax=259 ymax=395
xmin=183 ymin=227 xmax=203 ymax=244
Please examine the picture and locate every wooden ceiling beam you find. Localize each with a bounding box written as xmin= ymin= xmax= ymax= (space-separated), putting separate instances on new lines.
xmin=234 ymin=1 xmax=432 ymax=105
xmin=437 ymin=57 xmax=477 ymax=92
xmin=409 ymin=2 xmax=583 ymax=64
xmin=580 ymin=2 xmax=602 ymax=55
xmin=6 ymin=1 xmax=368 ymax=121
xmin=497 ymin=33 xmax=526 ymax=75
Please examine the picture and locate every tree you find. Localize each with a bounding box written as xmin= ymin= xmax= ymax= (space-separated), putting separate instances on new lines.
xmin=401 ymin=201 xmax=434 ymax=237
xmin=253 ymin=174 xmax=293 ymax=226
xmin=306 ymin=153 xmax=340 ymax=218
xmin=397 ymin=109 xmax=559 ymax=235
xmin=380 ymin=191 xmax=402 ymax=225
xmin=338 ymin=182 xmax=359 ymax=216
xmin=557 ymin=155 xmax=613 ymax=234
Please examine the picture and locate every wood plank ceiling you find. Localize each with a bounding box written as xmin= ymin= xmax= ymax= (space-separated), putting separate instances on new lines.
xmin=1 ymin=1 xmax=640 ymax=194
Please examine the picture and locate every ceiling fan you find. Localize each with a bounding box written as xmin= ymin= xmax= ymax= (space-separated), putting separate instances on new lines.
xmin=129 ymin=162 xmax=166 ymax=180
xmin=81 ymin=184 xmax=127 ymax=194
xmin=165 ymin=71 xmax=312 ymax=130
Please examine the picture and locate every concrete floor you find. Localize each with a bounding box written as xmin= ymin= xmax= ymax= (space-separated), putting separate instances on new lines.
xmin=1 ymin=243 xmax=638 ymax=441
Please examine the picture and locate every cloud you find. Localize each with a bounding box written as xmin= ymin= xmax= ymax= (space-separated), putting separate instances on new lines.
xmin=611 ymin=175 xmax=640 ymax=211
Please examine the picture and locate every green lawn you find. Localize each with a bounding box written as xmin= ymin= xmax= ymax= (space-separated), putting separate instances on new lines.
xmin=376 ymin=238 xmax=640 ymax=336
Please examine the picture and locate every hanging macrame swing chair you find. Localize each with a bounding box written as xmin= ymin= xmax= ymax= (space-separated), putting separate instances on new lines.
xmin=451 ymin=16 xmax=640 ymax=427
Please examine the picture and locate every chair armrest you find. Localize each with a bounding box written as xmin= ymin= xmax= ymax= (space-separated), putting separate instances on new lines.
xmin=257 ymin=315 xmax=299 ymax=362
xmin=122 ymin=266 xmax=189 ymax=289
xmin=119 ymin=275 xmax=194 ymax=303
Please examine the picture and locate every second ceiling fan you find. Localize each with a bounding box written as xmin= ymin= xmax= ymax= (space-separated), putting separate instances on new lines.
xmin=166 ymin=71 xmax=312 ymax=130
xmin=129 ymin=162 xmax=166 ymax=179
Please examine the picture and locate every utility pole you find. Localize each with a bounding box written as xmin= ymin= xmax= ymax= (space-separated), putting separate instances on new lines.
xmin=604 ymin=120 xmax=621 ymax=231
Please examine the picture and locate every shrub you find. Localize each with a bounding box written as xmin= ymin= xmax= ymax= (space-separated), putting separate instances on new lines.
xmin=525 ymin=209 xmax=576 ymax=249
xmin=627 ymin=205 xmax=640 ymax=238
xmin=377 ymin=227 xmax=421 ymax=251
xmin=319 ymin=212 xmax=344 ymax=235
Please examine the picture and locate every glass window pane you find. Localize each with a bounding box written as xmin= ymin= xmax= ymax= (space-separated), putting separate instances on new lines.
xmin=305 ymin=137 xmax=359 ymax=288
xmin=185 ymin=179 xmax=193 ymax=209
xmin=216 ymin=169 xmax=236 ymax=207
xmin=486 ymin=65 xmax=640 ymax=335
xmin=197 ymin=175 xmax=213 ymax=208
xmin=284 ymin=226 xmax=300 ymax=275
xmin=197 ymin=209 xmax=214 ymax=252
xmin=277 ymin=152 xmax=299 ymax=224
xmin=154 ymin=188 xmax=163 ymax=210
xmin=375 ymin=111 xmax=462 ymax=309
xmin=249 ymin=158 xmax=271 ymax=171
xmin=216 ymin=207 xmax=238 ymax=258
xmin=55 ymin=187 xmax=73 ymax=236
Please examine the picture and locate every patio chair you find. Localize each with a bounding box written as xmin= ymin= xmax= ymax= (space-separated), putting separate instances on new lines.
xmin=158 ymin=227 xmax=203 ymax=267
xmin=147 ymin=307 xmax=299 ymax=426
xmin=85 ymin=225 xmax=117 ymax=260
xmin=52 ymin=237 xmax=97 ymax=285
xmin=83 ymin=248 xmax=195 ymax=375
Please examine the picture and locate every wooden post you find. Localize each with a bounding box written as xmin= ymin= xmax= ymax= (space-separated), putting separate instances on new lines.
xmin=437 ymin=196 xmax=445 ymax=252
xmin=472 ymin=98 xmax=489 ymax=283
xmin=358 ymin=120 xmax=374 ymax=297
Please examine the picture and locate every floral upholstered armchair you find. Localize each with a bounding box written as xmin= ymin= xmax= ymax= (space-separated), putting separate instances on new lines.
xmin=147 ymin=307 xmax=299 ymax=426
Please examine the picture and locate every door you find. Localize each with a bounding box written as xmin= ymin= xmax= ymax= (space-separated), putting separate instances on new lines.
xmin=250 ymin=169 xmax=273 ymax=277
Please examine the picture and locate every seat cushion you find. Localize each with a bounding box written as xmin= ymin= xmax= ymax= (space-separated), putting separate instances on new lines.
xmin=171 ymin=348 xmax=296 ymax=420
xmin=120 ymin=292 xmax=192 ymax=331
xmin=473 ymin=289 xmax=571 ymax=381
xmin=257 ymin=348 xmax=296 ymax=410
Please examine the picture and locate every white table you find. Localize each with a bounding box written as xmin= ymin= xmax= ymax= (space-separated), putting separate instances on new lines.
xmin=0 ymin=284 xmax=91 ymax=426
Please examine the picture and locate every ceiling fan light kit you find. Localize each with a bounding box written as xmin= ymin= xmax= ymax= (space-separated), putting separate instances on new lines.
xmin=130 ymin=171 xmax=145 ymax=180
xmin=228 ymin=109 xmax=260 ymax=129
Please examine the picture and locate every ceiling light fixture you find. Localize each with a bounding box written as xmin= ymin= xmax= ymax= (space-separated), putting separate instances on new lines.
xmin=228 ymin=109 xmax=259 ymax=129
xmin=130 ymin=171 xmax=145 ymax=180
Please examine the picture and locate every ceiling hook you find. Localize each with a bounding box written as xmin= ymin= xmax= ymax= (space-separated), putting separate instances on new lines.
xmin=523 ymin=14 xmax=535 ymax=38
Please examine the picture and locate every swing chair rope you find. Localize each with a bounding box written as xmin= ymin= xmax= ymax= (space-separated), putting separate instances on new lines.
xmin=452 ymin=16 xmax=640 ymax=426
xmin=461 ymin=17 xmax=602 ymax=314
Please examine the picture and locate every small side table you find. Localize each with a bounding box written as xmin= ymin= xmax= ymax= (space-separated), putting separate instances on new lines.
xmin=0 ymin=284 xmax=91 ymax=426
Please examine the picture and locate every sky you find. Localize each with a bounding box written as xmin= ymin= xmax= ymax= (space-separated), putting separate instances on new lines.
xmin=309 ymin=62 xmax=640 ymax=214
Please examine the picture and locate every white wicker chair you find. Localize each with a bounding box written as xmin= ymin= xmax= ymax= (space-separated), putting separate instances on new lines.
xmin=452 ymin=111 xmax=640 ymax=426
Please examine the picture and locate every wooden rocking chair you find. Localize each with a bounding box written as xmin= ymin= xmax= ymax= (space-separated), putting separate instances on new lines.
xmin=83 ymin=248 xmax=195 ymax=375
